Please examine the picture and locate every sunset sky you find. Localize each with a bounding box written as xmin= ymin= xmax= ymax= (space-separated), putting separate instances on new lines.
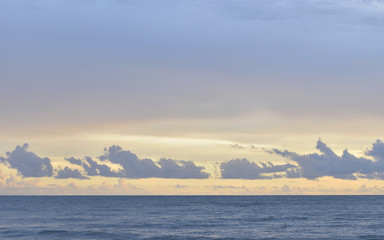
xmin=2 ymin=0 xmax=384 ymax=194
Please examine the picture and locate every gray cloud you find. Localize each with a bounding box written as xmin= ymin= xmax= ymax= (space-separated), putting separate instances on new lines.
xmin=99 ymin=145 xmax=159 ymax=178
xmin=65 ymin=156 xmax=121 ymax=177
xmin=270 ymin=139 xmax=384 ymax=180
xmin=220 ymin=158 xmax=296 ymax=179
xmin=65 ymin=157 xmax=82 ymax=166
xmin=0 ymin=144 xmax=53 ymax=177
xmin=366 ymin=139 xmax=384 ymax=160
xmin=158 ymin=158 xmax=210 ymax=179
xmin=6 ymin=140 xmax=384 ymax=181
xmin=0 ymin=144 xmax=209 ymax=180
xmin=98 ymin=145 xmax=209 ymax=179
xmin=55 ymin=167 xmax=90 ymax=180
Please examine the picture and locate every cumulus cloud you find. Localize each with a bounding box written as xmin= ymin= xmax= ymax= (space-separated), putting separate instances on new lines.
xmin=0 ymin=144 xmax=209 ymax=180
xmin=270 ymin=139 xmax=384 ymax=180
xmin=55 ymin=167 xmax=90 ymax=180
xmin=99 ymin=145 xmax=160 ymax=178
xmin=220 ymin=158 xmax=296 ymax=179
xmin=98 ymin=145 xmax=209 ymax=179
xmin=65 ymin=156 xmax=121 ymax=177
xmin=62 ymin=145 xmax=210 ymax=179
xmin=0 ymin=144 xmax=53 ymax=177
xmin=8 ymin=140 xmax=384 ymax=181
xmin=366 ymin=139 xmax=384 ymax=160
xmin=65 ymin=157 xmax=82 ymax=166
xmin=157 ymin=158 xmax=210 ymax=179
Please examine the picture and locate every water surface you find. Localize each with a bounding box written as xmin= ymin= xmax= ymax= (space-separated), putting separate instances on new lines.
xmin=1 ymin=196 xmax=383 ymax=239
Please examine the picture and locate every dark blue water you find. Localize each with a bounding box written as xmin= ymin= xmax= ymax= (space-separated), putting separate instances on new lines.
xmin=1 ymin=196 xmax=384 ymax=240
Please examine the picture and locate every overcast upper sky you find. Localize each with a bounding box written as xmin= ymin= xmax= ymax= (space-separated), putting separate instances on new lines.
xmin=1 ymin=0 xmax=384 ymax=194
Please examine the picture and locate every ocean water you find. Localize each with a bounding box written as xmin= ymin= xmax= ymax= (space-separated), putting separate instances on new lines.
xmin=1 ymin=196 xmax=384 ymax=240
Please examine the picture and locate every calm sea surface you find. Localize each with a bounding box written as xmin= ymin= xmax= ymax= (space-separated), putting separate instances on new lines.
xmin=1 ymin=196 xmax=384 ymax=240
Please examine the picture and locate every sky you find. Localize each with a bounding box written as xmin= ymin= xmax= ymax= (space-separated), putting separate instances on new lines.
xmin=1 ymin=0 xmax=384 ymax=194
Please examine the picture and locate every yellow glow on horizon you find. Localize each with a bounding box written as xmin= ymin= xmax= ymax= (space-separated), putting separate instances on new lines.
xmin=81 ymin=133 xmax=277 ymax=149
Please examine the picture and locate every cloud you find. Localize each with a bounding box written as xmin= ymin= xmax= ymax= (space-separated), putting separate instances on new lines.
xmin=3 ymin=175 xmax=40 ymax=189
xmin=0 ymin=144 xmax=53 ymax=177
xmin=215 ymin=0 xmax=384 ymax=25
xmin=55 ymin=167 xmax=90 ymax=180
xmin=356 ymin=184 xmax=384 ymax=194
xmin=0 ymin=175 xmax=146 ymax=195
xmin=212 ymin=185 xmax=247 ymax=190
xmin=270 ymin=139 xmax=384 ymax=180
xmin=7 ymin=140 xmax=384 ymax=182
xmin=0 ymin=169 xmax=4 ymax=187
xmin=220 ymin=158 xmax=296 ymax=179
xmin=62 ymin=145 xmax=210 ymax=179
xmin=65 ymin=156 xmax=121 ymax=177
xmin=0 ymin=144 xmax=209 ymax=180
xmin=98 ymin=145 xmax=209 ymax=179
xmin=99 ymin=145 xmax=160 ymax=178
xmin=229 ymin=144 xmax=244 ymax=149
xmin=366 ymin=139 xmax=384 ymax=160
xmin=157 ymin=158 xmax=210 ymax=179
xmin=65 ymin=157 xmax=82 ymax=165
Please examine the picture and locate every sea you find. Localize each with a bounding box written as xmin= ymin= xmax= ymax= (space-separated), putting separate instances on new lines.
xmin=1 ymin=195 xmax=384 ymax=240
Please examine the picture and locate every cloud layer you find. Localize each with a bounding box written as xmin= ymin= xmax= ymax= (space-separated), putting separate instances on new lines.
xmin=4 ymin=140 xmax=384 ymax=181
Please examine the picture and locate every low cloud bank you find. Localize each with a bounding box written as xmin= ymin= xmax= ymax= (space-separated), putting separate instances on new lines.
xmin=3 ymin=140 xmax=384 ymax=181
xmin=220 ymin=158 xmax=296 ymax=179
xmin=270 ymin=139 xmax=384 ymax=180
xmin=0 ymin=144 xmax=209 ymax=179
xmin=98 ymin=145 xmax=210 ymax=179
